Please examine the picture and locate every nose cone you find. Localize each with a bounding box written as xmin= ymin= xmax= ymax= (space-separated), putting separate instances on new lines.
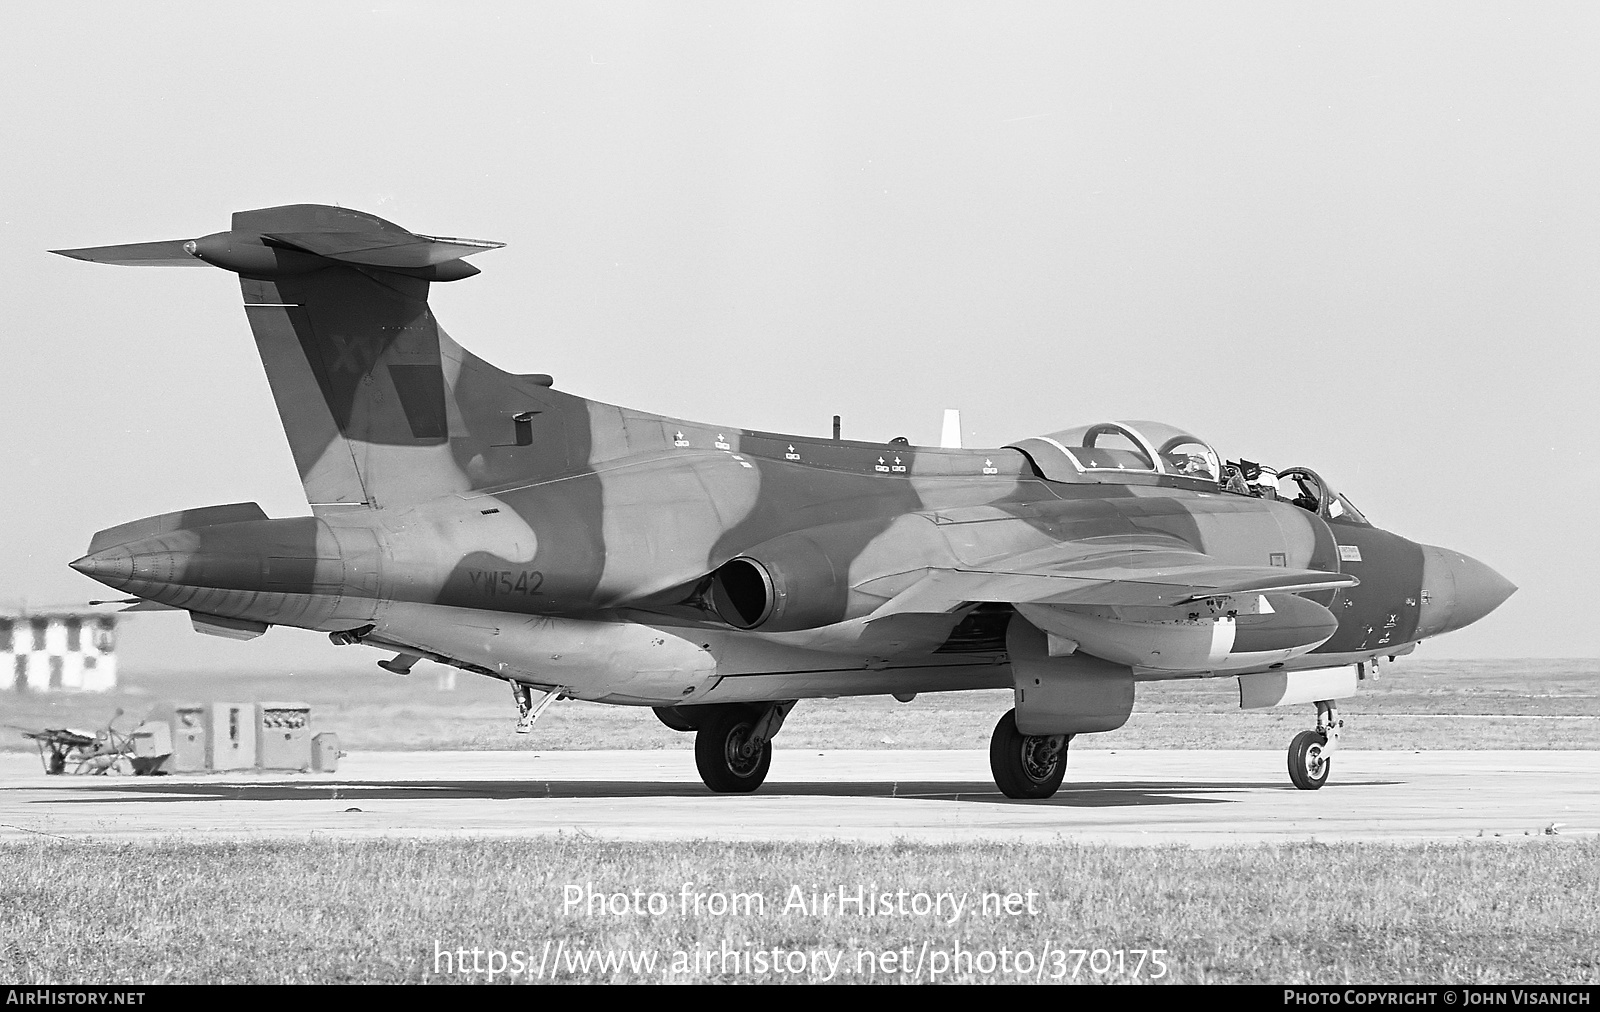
xmin=1451 ymin=553 xmax=1517 ymax=630
xmin=68 ymin=534 xmax=191 ymax=597
xmin=1417 ymin=545 xmax=1517 ymax=638
xmin=69 ymin=547 xmax=135 ymax=589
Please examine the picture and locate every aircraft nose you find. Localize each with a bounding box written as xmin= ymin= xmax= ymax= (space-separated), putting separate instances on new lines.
xmin=69 ymin=547 xmax=135 ymax=587
xmin=1449 ymin=552 xmax=1517 ymax=629
xmin=1416 ymin=545 xmax=1516 ymax=637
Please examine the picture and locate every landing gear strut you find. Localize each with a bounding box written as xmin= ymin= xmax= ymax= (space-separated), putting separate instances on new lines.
xmin=1287 ymin=700 xmax=1341 ymax=790
xmin=511 ymin=682 xmax=563 ymax=734
xmin=693 ymin=703 xmax=791 ymax=793
xmin=989 ymin=709 xmax=1070 ymax=800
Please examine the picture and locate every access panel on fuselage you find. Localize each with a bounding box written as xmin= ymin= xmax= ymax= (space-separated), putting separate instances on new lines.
xmin=1315 ymin=524 xmax=1424 ymax=654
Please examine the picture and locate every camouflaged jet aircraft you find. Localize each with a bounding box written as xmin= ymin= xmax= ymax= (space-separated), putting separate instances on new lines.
xmin=58 ymin=204 xmax=1516 ymax=798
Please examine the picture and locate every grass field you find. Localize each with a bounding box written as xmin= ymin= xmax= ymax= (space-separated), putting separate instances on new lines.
xmin=4 ymin=662 xmax=1595 ymax=987
xmin=1 ymin=836 xmax=1595 ymax=984
xmin=4 ymin=657 xmax=1595 ymax=753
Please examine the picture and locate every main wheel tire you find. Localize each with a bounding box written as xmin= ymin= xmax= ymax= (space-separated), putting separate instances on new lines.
xmin=1288 ymin=729 xmax=1331 ymax=790
xmin=694 ymin=706 xmax=772 ymax=793
xmin=989 ymin=709 xmax=1069 ymax=800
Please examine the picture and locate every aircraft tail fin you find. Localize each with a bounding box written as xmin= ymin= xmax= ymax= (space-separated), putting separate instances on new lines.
xmin=56 ymin=205 xmax=587 ymax=512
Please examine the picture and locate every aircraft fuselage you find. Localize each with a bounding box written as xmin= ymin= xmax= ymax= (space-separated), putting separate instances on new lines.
xmin=70 ymin=427 xmax=1510 ymax=707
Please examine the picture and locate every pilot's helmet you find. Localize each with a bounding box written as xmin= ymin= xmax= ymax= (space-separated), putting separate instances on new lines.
xmin=1253 ymin=465 xmax=1279 ymax=498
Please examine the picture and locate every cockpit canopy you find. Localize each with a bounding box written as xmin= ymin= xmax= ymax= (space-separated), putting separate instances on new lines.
xmin=1007 ymin=420 xmax=1371 ymax=524
xmin=1271 ymin=467 xmax=1370 ymax=526
xmin=1008 ymin=419 xmax=1221 ymax=483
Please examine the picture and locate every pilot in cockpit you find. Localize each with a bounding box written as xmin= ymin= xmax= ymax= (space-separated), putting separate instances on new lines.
xmin=1220 ymin=459 xmax=1280 ymax=500
xmin=1166 ymin=451 xmax=1217 ymax=480
xmin=1221 ymin=461 xmax=1251 ymax=495
xmin=1251 ymin=463 xmax=1278 ymax=500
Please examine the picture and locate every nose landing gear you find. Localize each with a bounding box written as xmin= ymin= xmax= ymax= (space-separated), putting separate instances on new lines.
xmin=1288 ymin=700 xmax=1342 ymax=790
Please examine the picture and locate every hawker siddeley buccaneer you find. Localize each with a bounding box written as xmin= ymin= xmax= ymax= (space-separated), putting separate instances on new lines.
xmin=58 ymin=204 xmax=1516 ymax=798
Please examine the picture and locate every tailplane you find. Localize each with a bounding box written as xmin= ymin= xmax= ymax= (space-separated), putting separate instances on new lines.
xmin=56 ymin=205 xmax=587 ymax=511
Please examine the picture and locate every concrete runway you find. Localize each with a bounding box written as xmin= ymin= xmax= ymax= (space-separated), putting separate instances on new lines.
xmin=1 ymin=749 xmax=1595 ymax=845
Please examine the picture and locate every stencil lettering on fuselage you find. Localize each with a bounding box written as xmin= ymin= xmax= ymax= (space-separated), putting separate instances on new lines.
xmin=390 ymin=497 xmax=541 ymax=609
xmin=1317 ymin=524 xmax=1424 ymax=653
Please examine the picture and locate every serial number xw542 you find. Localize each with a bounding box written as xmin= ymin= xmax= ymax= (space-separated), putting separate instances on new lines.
xmin=467 ymin=569 xmax=545 ymax=597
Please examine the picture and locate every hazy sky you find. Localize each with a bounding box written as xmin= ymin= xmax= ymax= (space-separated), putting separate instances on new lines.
xmin=2 ymin=2 xmax=1596 ymax=665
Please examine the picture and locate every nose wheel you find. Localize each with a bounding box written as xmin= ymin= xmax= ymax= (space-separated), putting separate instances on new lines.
xmin=1287 ymin=700 xmax=1341 ymax=790
xmin=989 ymin=709 xmax=1070 ymax=799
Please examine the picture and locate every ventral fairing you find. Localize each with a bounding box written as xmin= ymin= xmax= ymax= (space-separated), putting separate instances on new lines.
xmin=58 ymin=205 xmax=1514 ymax=797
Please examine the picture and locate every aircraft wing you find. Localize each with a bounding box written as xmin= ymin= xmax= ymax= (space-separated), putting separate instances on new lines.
xmin=862 ymin=541 xmax=1356 ymax=620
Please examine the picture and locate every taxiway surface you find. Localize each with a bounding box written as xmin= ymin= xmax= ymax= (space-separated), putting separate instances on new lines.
xmin=2 ymin=749 xmax=1595 ymax=846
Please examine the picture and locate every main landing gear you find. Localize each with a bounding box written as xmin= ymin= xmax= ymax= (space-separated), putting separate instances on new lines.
xmin=655 ymin=702 xmax=794 ymax=793
xmin=989 ymin=709 xmax=1071 ymax=800
xmin=1287 ymin=700 xmax=1342 ymax=790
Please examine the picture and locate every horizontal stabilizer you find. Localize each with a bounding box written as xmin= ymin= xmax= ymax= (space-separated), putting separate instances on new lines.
xmin=52 ymin=205 xmax=503 ymax=280
xmin=263 ymin=231 xmax=504 ymax=268
xmin=51 ymin=240 xmax=208 ymax=267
